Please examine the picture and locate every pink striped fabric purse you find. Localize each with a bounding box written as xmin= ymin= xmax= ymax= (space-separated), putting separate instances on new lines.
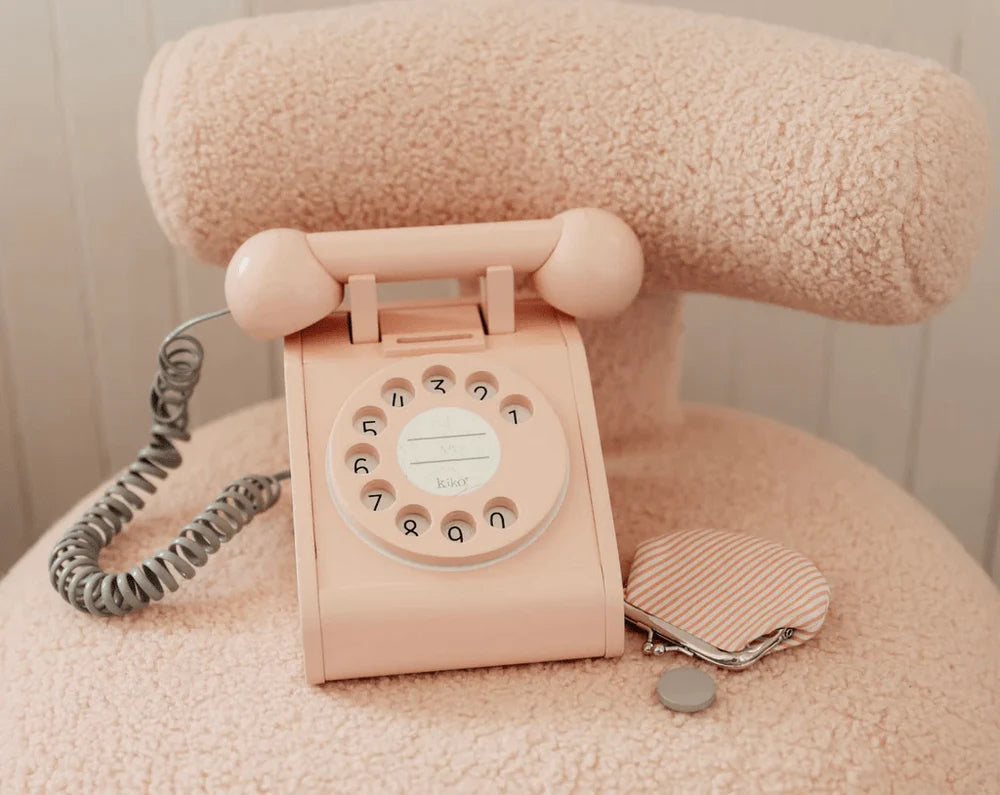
xmin=624 ymin=529 xmax=831 ymax=670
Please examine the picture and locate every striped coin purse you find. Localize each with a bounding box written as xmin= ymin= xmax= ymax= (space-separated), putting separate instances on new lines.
xmin=624 ymin=529 xmax=831 ymax=670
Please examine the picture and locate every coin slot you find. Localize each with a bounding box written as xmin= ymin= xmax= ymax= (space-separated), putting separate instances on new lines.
xmin=397 ymin=333 xmax=474 ymax=344
xmin=353 ymin=407 xmax=387 ymax=437
xmin=422 ymin=365 xmax=456 ymax=396
xmin=441 ymin=511 xmax=476 ymax=544
xmin=362 ymin=480 xmax=395 ymax=512
xmin=382 ymin=378 xmax=415 ymax=408
xmin=484 ymin=498 xmax=517 ymax=530
xmin=500 ymin=395 xmax=533 ymax=425
xmin=466 ymin=372 xmax=498 ymax=402
xmin=346 ymin=444 xmax=379 ymax=475
xmin=396 ymin=506 xmax=431 ymax=538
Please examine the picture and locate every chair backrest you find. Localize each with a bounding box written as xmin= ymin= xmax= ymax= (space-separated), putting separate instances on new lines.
xmin=137 ymin=0 xmax=990 ymax=441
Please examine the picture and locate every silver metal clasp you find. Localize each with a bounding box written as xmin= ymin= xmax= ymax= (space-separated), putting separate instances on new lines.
xmin=624 ymin=601 xmax=794 ymax=671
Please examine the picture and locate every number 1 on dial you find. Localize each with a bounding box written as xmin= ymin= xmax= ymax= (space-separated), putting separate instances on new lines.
xmin=502 ymin=401 xmax=532 ymax=424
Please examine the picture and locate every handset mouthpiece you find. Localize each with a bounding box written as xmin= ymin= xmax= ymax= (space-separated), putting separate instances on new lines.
xmin=533 ymin=208 xmax=644 ymax=320
xmin=225 ymin=228 xmax=344 ymax=340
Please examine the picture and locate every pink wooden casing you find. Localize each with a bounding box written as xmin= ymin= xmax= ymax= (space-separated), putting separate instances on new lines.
xmin=285 ymin=300 xmax=626 ymax=681
xmin=230 ymin=209 xmax=643 ymax=682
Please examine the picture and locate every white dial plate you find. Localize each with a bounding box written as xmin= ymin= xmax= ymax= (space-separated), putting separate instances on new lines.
xmin=396 ymin=407 xmax=501 ymax=496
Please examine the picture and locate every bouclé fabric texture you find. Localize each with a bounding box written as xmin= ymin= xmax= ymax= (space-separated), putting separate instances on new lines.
xmin=139 ymin=0 xmax=990 ymax=326
xmin=134 ymin=0 xmax=992 ymax=436
xmin=1 ymin=402 xmax=998 ymax=791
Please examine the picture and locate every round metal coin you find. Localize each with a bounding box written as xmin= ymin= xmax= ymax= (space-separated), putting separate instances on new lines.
xmin=656 ymin=667 xmax=716 ymax=713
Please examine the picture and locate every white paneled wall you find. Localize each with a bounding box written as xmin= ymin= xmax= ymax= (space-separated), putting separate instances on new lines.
xmin=0 ymin=0 xmax=997 ymax=583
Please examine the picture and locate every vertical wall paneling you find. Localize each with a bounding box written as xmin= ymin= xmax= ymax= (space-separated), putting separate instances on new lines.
xmin=988 ymin=473 xmax=1000 ymax=580
xmin=918 ymin=264 xmax=1000 ymax=557
xmin=910 ymin=0 xmax=1000 ymax=560
xmin=51 ymin=0 xmax=179 ymax=472
xmin=679 ymin=294 xmax=738 ymax=406
xmin=826 ymin=326 xmax=925 ymax=482
xmin=268 ymin=337 xmax=285 ymax=398
xmin=148 ymin=0 xmax=280 ymax=427
xmin=728 ymin=303 xmax=831 ymax=434
xmin=990 ymin=510 xmax=1000 ymax=581
xmin=0 ymin=0 xmax=107 ymax=532
xmin=0 ymin=309 xmax=30 ymax=573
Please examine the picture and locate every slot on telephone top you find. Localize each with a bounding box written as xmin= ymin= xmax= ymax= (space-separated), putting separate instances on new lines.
xmin=396 ymin=332 xmax=475 ymax=345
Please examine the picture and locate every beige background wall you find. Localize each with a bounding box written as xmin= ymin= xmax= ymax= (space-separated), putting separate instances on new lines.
xmin=0 ymin=0 xmax=997 ymax=583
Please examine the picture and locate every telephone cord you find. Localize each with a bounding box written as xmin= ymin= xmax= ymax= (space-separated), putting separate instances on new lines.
xmin=47 ymin=309 xmax=290 ymax=617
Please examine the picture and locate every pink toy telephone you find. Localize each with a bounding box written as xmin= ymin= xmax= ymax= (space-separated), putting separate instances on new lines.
xmin=49 ymin=208 xmax=645 ymax=683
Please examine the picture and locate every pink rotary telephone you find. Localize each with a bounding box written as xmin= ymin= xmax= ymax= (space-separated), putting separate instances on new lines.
xmin=225 ymin=208 xmax=642 ymax=681
xmin=49 ymin=209 xmax=642 ymax=682
xmin=44 ymin=207 xmax=642 ymax=683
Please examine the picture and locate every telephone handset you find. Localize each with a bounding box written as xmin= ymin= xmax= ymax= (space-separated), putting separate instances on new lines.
xmin=224 ymin=207 xmax=642 ymax=340
xmin=49 ymin=208 xmax=644 ymax=683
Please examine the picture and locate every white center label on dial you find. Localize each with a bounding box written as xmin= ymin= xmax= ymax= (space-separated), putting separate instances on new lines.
xmin=397 ymin=407 xmax=501 ymax=496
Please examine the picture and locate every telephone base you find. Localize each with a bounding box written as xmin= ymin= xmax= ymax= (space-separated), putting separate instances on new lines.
xmin=284 ymin=298 xmax=624 ymax=682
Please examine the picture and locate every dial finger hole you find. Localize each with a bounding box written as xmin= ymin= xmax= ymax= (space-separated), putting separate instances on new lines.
xmin=500 ymin=395 xmax=533 ymax=425
xmin=422 ymin=365 xmax=456 ymax=395
xmin=346 ymin=444 xmax=379 ymax=475
xmin=441 ymin=511 xmax=476 ymax=544
xmin=396 ymin=506 xmax=431 ymax=538
xmin=362 ymin=480 xmax=395 ymax=512
xmin=382 ymin=378 xmax=415 ymax=408
xmin=484 ymin=498 xmax=517 ymax=530
xmin=466 ymin=371 xmax=498 ymax=402
xmin=353 ymin=407 xmax=387 ymax=437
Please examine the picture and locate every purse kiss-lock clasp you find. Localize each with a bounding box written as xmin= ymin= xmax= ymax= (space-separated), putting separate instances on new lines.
xmin=624 ymin=601 xmax=794 ymax=671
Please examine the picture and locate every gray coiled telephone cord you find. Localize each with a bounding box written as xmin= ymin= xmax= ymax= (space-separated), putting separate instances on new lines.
xmin=48 ymin=309 xmax=290 ymax=617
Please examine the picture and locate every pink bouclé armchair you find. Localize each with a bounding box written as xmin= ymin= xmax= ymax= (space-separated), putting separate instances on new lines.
xmin=2 ymin=1 xmax=998 ymax=791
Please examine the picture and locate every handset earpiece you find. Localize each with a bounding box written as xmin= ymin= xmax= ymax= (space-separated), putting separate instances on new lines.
xmin=225 ymin=228 xmax=344 ymax=340
xmin=531 ymin=208 xmax=644 ymax=320
xmin=225 ymin=208 xmax=643 ymax=339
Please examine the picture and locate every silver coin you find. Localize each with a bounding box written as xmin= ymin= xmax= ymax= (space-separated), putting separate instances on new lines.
xmin=656 ymin=667 xmax=716 ymax=713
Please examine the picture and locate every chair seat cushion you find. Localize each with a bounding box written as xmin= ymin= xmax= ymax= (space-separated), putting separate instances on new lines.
xmin=2 ymin=401 xmax=997 ymax=792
